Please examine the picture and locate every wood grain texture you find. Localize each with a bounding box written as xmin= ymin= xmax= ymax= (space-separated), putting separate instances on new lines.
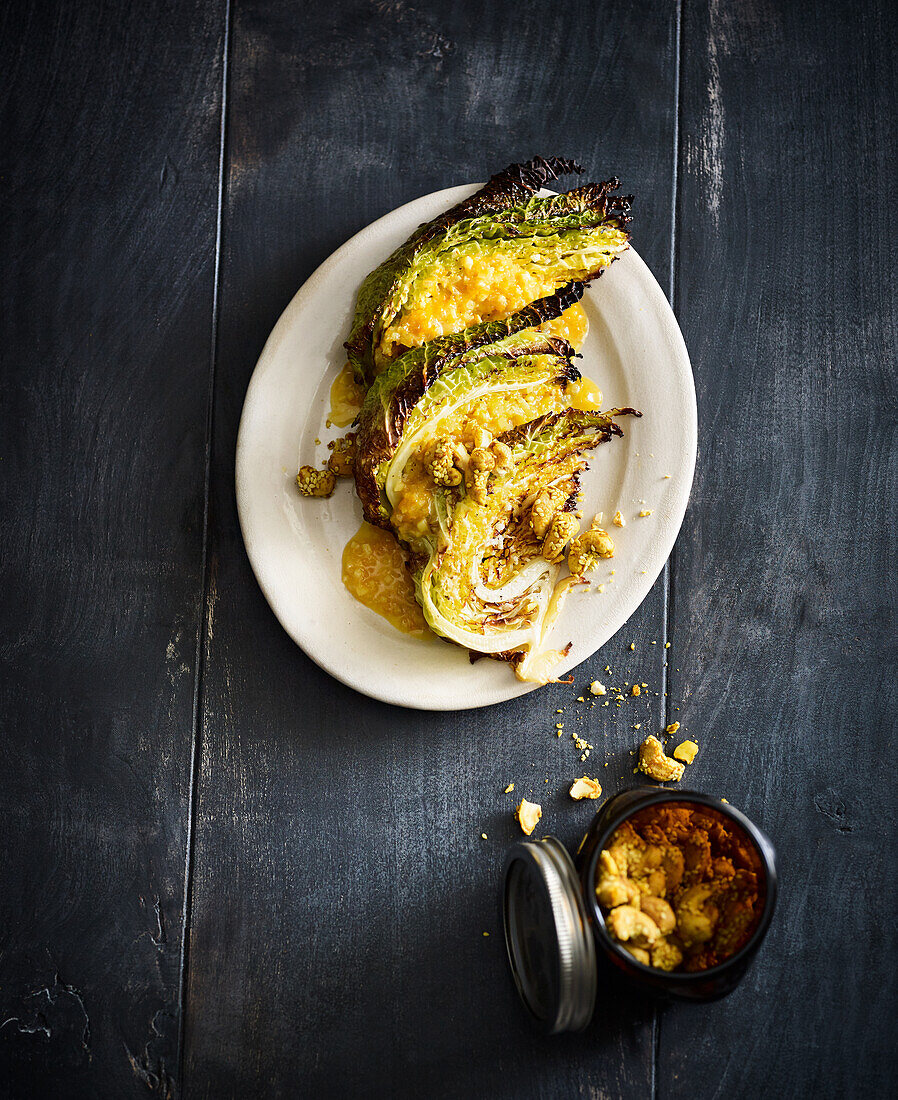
xmin=0 ymin=2 xmax=225 ymax=1096
xmin=659 ymin=0 xmax=898 ymax=1096
xmin=6 ymin=0 xmax=893 ymax=1096
xmin=181 ymin=1 xmax=680 ymax=1096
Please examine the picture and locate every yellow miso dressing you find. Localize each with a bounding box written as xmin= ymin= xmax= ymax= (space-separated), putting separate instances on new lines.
xmin=543 ymin=302 xmax=603 ymax=411
xmin=565 ymin=376 xmax=603 ymax=411
xmin=341 ymin=521 xmax=430 ymax=637
xmin=540 ymin=300 xmax=590 ymax=350
xmin=327 ymin=363 xmax=366 ymax=428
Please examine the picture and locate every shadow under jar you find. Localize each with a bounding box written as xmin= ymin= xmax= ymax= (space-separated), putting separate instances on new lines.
xmin=502 ymin=788 xmax=777 ymax=1032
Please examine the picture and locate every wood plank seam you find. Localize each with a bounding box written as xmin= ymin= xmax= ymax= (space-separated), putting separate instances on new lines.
xmin=655 ymin=1 xmax=685 ymax=1097
xmin=175 ymin=0 xmax=234 ymax=1091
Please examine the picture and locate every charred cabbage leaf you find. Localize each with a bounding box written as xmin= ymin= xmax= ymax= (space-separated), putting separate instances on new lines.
xmin=413 ymin=408 xmax=638 ymax=680
xmin=345 ymin=157 xmax=632 ymax=384
xmin=354 ymin=284 xmax=585 ymax=528
xmin=352 ymin=287 xmax=640 ymax=680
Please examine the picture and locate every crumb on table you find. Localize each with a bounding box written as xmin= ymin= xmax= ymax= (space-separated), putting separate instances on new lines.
xmin=638 ymin=735 xmax=685 ymax=782
xmin=569 ymin=776 xmax=602 ymax=800
xmin=515 ymin=798 xmax=542 ymax=836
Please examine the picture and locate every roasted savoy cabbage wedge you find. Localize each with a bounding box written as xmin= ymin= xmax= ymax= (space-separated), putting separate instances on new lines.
xmin=345 ymin=157 xmax=632 ymax=385
xmin=353 ymin=286 xmax=640 ymax=681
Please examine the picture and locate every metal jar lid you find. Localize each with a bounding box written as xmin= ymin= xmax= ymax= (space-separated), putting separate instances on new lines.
xmin=502 ymin=835 xmax=597 ymax=1033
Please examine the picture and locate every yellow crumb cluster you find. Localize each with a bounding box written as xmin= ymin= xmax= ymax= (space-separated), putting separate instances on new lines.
xmin=296 ymin=465 xmax=335 ymax=498
xmin=673 ymin=740 xmax=699 ymax=765
xmin=571 ymin=730 xmax=594 ymax=762
xmin=515 ymin=799 xmax=542 ymax=836
xmin=638 ymin=736 xmax=685 ymax=783
xmin=569 ymin=777 xmax=602 ymax=800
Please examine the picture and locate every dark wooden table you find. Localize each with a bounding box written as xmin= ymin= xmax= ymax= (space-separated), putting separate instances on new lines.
xmin=2 ymin=1 xmax=896 ymax=1096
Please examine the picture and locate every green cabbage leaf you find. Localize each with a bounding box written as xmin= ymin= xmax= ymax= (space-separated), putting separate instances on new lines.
xmin=354 ymin=285 xmax=585 ymax=528
xmin=352 ymin=287 xmax=640 ymax=680
xmin=345 ymin=157 xmax=631 ymax=384
xmin=413 ymin=409 xmax=637 ymax=674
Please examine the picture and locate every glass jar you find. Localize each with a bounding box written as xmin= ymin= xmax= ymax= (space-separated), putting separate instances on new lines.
xmin=501 ymin=787 xmax=778 ymax=1032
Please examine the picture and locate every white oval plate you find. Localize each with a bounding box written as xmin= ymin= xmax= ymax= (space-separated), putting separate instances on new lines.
xmin=236 ymin=184 xmax=696 ymax=710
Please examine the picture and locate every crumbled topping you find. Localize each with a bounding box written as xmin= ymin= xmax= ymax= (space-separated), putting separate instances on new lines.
xmin=504 ymin=782 xmax=515 ymax=794
xmin=466 ymin=447 xmax=495 ymax=504
xmin=569 ymin=776 xmax=602 ymax=800
xmin=542 ymin=512 xmax=580 ymax=562
xmin=567 ymin=526 xmax=614 ymax=575
xmin=613 ymin=510 xmax=626 ymax=527
xmin=638 ymin=509 xmax=653 ymax=518
xmin=296 ymin=465 xmax=336 ymax=498
xmin=673 ymin=740 xmax=699 ymax=765
xmin=665 ymin=721 xmax=681 ymax=735
xmin=631 ymin=685 xmax=641 ymax=697
xmin=530 ymin=484 xmax=568 ymax=539
xmin=638 ymin=736 xmax=685 ymax=782
xmin=589 ymin=681 xmax=607 ymax=696
xmin=571 ymin=731 xmax=593 ymax=753
xmin=326 ymin=433 xmax=357 ymax=477
xmin=515 ymin=799 xmax=542 ymax=836
xmin=472 ymin=425 xmax=491 ymax=450
xmin=491 ymin=440 xmax=513 ymax=470
xmin=424 ymin=438 xmax=463 ymax=487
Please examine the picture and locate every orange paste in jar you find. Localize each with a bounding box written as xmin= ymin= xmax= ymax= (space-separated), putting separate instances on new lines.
xmin=597 ymin=803 xmax=763 ymax=973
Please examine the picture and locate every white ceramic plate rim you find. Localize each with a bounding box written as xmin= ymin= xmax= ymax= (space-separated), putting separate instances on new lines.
xmin=236 ymin=184 xmax=697 ymax=710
